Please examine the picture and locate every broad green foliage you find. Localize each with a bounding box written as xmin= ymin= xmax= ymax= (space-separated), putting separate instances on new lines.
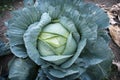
xmin=8 ymin=57 xmax=38 ymax=80
xmin=6 ymin=0 xmax=114 ymax=80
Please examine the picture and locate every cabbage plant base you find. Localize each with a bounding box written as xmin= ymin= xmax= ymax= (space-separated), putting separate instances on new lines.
xmin=6 ymin=0 xmax=114 ymax=80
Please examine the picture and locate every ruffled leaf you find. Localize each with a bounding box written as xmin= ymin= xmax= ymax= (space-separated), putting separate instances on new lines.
xmin=40 ymin=55 xmax=72 ymax=65
xmin=23 ymin=0 xmax=35 ymax=7
xmin=42 ymin=23 xmax=69 ymax=38
xmin=23 ymin=13 xmax=51 ymax=65
xmin=38 ymin=40 xmax=55 ymax=56
xmin=80 ymin=37 xmax=113 ymax=67
xmin=8 ymin=57 xmax=38 ymax=80
xmin=35 ymin=69 xmax=48 ymax=80
xmin=35 ymin=0 xmax=63 ymax=19
xmin=49 ymin=68 xmax=78 ymax=78
xmin=60 ymin=16 xmax=80 ymax=43
xmin=10 ymin=44 xmax=27 ymax=58
xmin=61 ymin=39 xmax=86 ymax=68
xmin=6 ymin=7 xmax=42 ymax=58
xmin=80 ymin=61 xmax=112 ymax=80
xmin=41 ymin=68 xmax=81 ymax=80
xmin=62 ymin=33 xmax=77 ymax=55
xmin=78 ymin=18 xmax=98 ymax=41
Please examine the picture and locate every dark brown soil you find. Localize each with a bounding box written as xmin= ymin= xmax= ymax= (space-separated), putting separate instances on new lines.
xmin=0 ymin=54 xmax=13 ymax=77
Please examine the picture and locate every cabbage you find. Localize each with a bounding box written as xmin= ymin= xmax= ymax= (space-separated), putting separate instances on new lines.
xmin=6 ymin=0 xmax=114 ymax=80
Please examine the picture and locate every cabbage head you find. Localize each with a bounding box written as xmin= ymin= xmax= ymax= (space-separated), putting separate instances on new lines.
xmin=6 ymin=0 xmax=114 ymax=80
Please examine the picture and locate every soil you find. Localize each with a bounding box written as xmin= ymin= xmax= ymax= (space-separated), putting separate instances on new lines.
xmin=0 ymin=0 xmax=120 ymax=80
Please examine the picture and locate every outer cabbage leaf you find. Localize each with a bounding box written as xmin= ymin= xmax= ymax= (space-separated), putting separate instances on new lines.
xmin=80 ymin=61 xmax=112 ymax=80
xmin=36 ymin=65 xmax=86 ymax=80
xmin=8 ymin=57 xmax=38 ymax=80
xmin=79 ymin=36 xmax=113 ymax=80
xmin=23 ymin=13 xmax=51 ymax=65
xmin=23 ymin=0 xmax=34 ymax=7
xmin=61 ymin=39 xmax=86 ymax=68
xmin=80 ymin=36 xmax=113 ymax=67
xmin=6 ymin=7 xmax=41 ymax=58
xmin=59 ymin=17 xmax=80 ymax=43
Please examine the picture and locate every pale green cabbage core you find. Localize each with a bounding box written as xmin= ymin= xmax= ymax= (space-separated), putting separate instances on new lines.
xmin=38 ymin=23 xmax=77 ymax=56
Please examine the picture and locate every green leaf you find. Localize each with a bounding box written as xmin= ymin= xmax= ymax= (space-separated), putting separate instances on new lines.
xmin=71 ymin=2 xmax=109 ymax=29
xmin=7 ymin=26 xmax=25 ymax=45
xmin=23 ymin=0 xmax=35 ymax=7
xmin=98 ymin=29 xmax=110 ymax=43
xmin=10 ymin=44 xmax=27 ymax=58
xmin=39 ymin=32 xmax=58 ymax=40
xmin=80 ymin=73 xmax=91 ymax=80
xmin=40 ymin=55 xmax=72 ymax=65
xmin=35 ymin=69 xmax=48 ymax=80
xmin=81 ymin=62 xmax=112 ymax=80
xmin=40 ymin=63 xmax=85 ymax=80
xmin=23 ymin=13 xmax=51 ymax=65
xmin=61 ymin=39 xmax=86 ymax=68
xmin=6 ymin=7 xmax=42 ymax=58
xmin=38 ymin=40 xmax=55 ymax=56
xmin=42 ymin=23 xmax=69 ymax=38
xmin=60 ymin=16 xmax=80 ymax=43
xmin=49 ymin=68 xmax=79 ymax=78
xmin=42 ymin=68 xmax=80 ymax=80
xmin=80 ymin=37 xmax=113 ymax=67
xmin=79 ymin=18 xmax=98 ymax=41
xmin=48 ymin=64 xmax=85 ymax=78
xmin=79 ymin=36 xmax=113 ymax=80
xmin=62 ymin=33 xmax=77 ymax=55
xmin=8 ymin=57 xmax=38 ymax=80
xmin=44 ymin=36 xmax=66 ymax=48
xmin=35 ymin=0 xmax=63 ymax=19
xmin=10 ymin=7 xmax=41 ymax=30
